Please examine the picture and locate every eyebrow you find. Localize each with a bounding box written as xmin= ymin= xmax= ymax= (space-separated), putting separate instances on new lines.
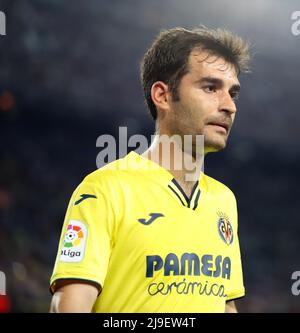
xmin=197 ymin=76 xmax=241 ymax=92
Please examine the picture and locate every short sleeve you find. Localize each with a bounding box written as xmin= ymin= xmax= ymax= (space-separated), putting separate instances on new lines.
xmin=226 ymin=195 xmax=245 ymax=301
xmin=50 ymin=179 xmax=115 ymax=293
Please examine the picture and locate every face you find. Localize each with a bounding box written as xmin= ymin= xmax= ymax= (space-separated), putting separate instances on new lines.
xmin=166 ymin=50 xmax=240 ymax=154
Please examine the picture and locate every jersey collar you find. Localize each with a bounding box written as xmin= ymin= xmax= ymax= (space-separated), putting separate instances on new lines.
xmin=168 ymin=178 xmax=201 ymax=210
xmin=127 ymin=151 xmax=202 ymax=210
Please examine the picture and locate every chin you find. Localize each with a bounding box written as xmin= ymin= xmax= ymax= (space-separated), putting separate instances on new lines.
xmin=204 ymin=140 xmax=227 ymax=154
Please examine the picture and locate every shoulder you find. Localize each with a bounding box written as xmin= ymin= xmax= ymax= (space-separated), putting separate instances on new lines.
xmin=83 ymin=158 xmax=125 ymax=184
xmin=202 ymin=173 xmax=237 ymax=204
xmin=66 ymin=158 xmax=130 ymax=221
xmin=74 ymin=156 xmax=136 ymax=199
xmin=202 ymin=174 xmax=238 ymax=228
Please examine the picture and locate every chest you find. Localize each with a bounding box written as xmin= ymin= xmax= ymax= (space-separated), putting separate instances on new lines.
xmin=115 ymin=187 xmax=235 ymax=256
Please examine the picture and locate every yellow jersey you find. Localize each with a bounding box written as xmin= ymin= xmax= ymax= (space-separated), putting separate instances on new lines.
xmin=50 ymin=151 xmax=245 ymax=312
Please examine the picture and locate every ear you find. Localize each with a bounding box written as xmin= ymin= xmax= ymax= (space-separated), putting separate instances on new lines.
xmin=150 ymin=81 xmax=171 ymax=116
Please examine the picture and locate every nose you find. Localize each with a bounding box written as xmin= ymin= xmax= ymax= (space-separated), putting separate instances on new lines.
xmin=219 ymin=92 xmax=237 ymax=115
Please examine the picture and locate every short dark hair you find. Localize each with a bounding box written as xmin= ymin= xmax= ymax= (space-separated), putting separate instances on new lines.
xmin=140 ymin=26 xmax=250 ymax=120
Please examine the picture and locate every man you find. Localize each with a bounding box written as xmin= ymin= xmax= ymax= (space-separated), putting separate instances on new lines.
xmin=50 ymin=26 xmax=250 ymax=313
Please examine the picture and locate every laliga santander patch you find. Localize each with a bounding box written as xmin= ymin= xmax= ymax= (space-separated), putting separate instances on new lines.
xmin=217 ymin=212 xmax=234 ymax=245
xmin=60 ymin=220 xmax=87 ymax=262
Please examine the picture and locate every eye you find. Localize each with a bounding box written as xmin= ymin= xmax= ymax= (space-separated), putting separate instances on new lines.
xmin=230 ymin=91 xmax=240 ymax=101
xmin=203 ymin=85 xmax=217 ymax=93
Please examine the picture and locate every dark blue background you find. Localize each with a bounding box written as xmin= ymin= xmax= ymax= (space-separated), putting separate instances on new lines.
xmin=0 ymin=0 xmax=299 ymax=312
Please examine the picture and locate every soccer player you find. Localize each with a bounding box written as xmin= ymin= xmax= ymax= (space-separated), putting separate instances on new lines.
xmin=50 ymin=27 xmax=250 ymax=313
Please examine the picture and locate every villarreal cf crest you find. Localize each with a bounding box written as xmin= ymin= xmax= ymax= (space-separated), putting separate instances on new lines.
xmin=217 ymin=212 xmax=234 ymax=245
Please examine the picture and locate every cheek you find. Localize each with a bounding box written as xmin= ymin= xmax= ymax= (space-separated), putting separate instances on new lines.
xmin=190 ymin=89 xmax=218 ymax=112
xmin=172 ymin=89 xmax=217 ymax=130
xmin=188 ymin=94 xmax=216 ymax=125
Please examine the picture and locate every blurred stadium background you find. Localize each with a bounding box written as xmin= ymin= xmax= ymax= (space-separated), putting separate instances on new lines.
xmin=0 ymin=0 xmax=300 ymax=312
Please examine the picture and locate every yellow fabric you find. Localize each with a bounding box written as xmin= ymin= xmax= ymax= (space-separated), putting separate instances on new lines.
xmin=50 ymin=151 xmax=245 ymax=312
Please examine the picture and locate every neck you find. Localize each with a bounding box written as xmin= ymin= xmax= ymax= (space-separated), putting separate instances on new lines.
xmin=141 ymin=131 xmax=205 ymax=192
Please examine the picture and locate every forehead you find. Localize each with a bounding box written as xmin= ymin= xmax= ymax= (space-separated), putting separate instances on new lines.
xmin=187 ymin=49 xmax=239 ymax=84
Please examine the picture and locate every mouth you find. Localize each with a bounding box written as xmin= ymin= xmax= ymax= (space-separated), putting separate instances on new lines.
xmin=207 ymin=122 xmax=230 ymax=133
